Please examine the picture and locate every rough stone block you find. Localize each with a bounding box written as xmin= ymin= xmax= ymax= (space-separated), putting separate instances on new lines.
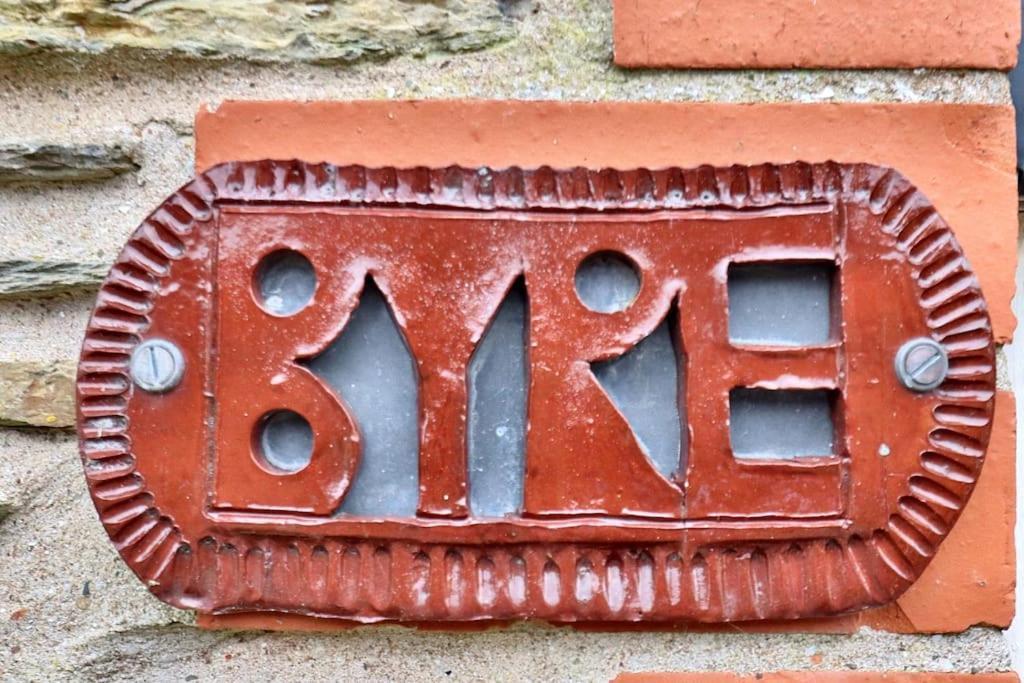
xmin=0 ymin=260 xmax=108 ymax=298
xmin=0 ymin=142 xmax=138 ymax=185
xmin=0 ymin=360 xmax=76 ymax=428
xmin=0 ymin=1 xmax=513 ymax=62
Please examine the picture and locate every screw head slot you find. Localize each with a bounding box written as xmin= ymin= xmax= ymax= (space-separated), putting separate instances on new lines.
xmin=130 ymin=339 xmax=185 ymax=393
xmin=894 ymin=338 xmax=948 ymax=392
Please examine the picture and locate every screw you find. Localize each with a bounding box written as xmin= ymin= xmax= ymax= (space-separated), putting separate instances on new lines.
xmin=130 ymin=339 xmax=185 ymax=393
xmin=894 ymin=337 xmax=948 ymax=392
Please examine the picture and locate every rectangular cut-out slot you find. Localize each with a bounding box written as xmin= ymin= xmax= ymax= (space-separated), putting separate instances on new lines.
xmin=729 ymin=388 xmax=836 ymax=460
xmin=467 ymin=279 xmax=528 ymax=517
xmin=728 ymin=262 xmax=835 ymax=347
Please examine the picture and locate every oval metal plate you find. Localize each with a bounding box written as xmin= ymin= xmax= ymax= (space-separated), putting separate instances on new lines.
xmin=76 ymin=161 xmax=995 ymax=624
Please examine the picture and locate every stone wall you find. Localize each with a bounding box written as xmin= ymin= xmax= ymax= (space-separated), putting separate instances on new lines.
xmin=0 ymin=1 xmax=1017 ymax=680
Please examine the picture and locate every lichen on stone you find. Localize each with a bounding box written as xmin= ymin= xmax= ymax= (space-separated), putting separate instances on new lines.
xmin=0 ymin=360 xmax=76 ymax=428
xmin=0 ymin=259 xmax=109 ymax=297
xmin=0 ymin=142 xmax=139 ymax=184
xmin=0 ymin=0 xmax=515 ymax=62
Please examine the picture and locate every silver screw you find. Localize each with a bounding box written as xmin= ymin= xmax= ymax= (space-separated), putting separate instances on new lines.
xmin=894 ymin=338 xmax=948 ymax=392
xmin=130 ymin=339 xmax=185 ymax=393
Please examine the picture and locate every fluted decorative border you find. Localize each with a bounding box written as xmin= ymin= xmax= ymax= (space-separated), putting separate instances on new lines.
xmin=76 ymin=161 xmax=995 ymax=623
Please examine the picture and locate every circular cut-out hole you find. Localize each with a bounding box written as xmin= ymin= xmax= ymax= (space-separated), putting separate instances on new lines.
xmin=255 ymin=250 xmax=316 ymax=315
xmin=574 ymin=251 xmax=641 ymax=313
xmin=256 ymin=410 xmax=314 ymax=473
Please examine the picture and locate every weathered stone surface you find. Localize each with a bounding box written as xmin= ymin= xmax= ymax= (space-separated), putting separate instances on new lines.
xmin=0 ymin=1 xmax=513 ymax=62
xmin=0 ymin=143 xmax=138 ymax=184
xmin=0 ymin=439 xmax=26 ymax=521
xmin=0 ymin=260 xmax=107 ymax=298
xmin=0 ymin=360 xmax=75 ymax=428
xmin=0 ymin=123 xmax=194 ymax=265
xmin=0 ymin=297 xmax=96 ymax=365
xmin=0 ymin=429 xmax=76 ymax=523
xmin=0 ymin=488 xmax=13 ymax=521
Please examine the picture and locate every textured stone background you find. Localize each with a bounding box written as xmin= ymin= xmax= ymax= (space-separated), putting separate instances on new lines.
xmin=0 ymin=0 xmax=1016 ymax=680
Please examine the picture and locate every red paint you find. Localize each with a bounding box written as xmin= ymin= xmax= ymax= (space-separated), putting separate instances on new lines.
xmin=77 ymin=161 xmax=995 ymax=626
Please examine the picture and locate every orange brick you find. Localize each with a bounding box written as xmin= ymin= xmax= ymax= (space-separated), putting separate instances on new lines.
xmin=196 ymin=100 xmax=1017 ymax=342
xmin=613 ymin=0 xmax=1020 ymax=69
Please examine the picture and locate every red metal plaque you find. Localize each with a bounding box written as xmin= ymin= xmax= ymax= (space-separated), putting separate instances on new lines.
xmin=77 ymin=161 xmax=995 ymax=624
